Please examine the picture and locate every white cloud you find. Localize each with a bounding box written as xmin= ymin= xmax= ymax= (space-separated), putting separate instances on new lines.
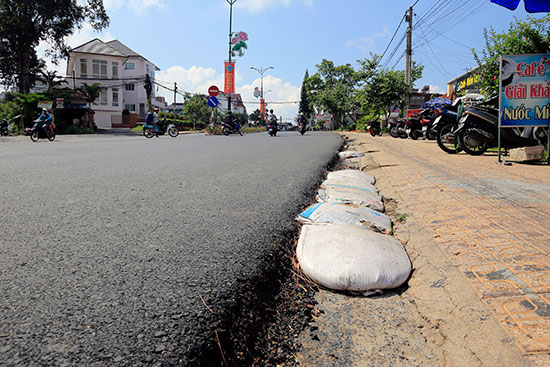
xmin=240 ymin=75 xmax=300 ymax=121
xmin=429 ymin=85 xmax=445 ymax=94
xmin=235 ymin=0 xmax=293 ymax=13
xmin=304 ymin=0 xmax=314 ymax=6
xmin=127 ymin=0 xmax=166 ymax=15
xmin=345 ymin=27 xmax=391 ymax=52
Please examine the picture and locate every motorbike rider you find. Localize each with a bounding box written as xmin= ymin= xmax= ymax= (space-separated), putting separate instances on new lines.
xmin=224 ymin=111 xmax=235 ymax=130
xmin=152 ymin=107 xmax=162 ymax=134
xmin=37 ymin=108 xmax=53 ymax=137
xmin=269 ymin=109 xmax=278 ymax=129
xmin=298 ymin=114 xmax=306 ymax=130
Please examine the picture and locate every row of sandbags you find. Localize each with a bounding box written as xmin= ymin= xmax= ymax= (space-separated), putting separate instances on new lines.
xmin=295 ymin=156 xmax=412 ymax=294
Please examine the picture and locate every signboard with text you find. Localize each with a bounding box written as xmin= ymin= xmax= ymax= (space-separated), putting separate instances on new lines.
xmin=500 ymin=54 xmax=550 ymax=127
xmin=224 ymin=61 xmax=235 ymax=94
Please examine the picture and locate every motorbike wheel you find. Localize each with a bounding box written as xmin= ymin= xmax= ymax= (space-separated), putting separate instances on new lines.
xmin=426 ymin=129 xmax=437 ymax=140
xmin=238 ymin=129 xmax=243 ymax=136
xmin=410 ymin=130 xmax=421 ymax=140
xmin=369 ymin=126 xmax=379 ymax=137
xmin=143 ymin=127 xmax=154 ymax=138
xmin=436 ymin=123 xmax=462 ymax=154
xmin=30 ymin=131 xmax=39 ymax=142
xmin=168 ymin=127 xmax=179 ymax=137
xmin=458 ymin=128 xmax=488 ymax=156
xmin=398 ymin=130 xmax=408 ymax=139
xmin=48 ymin=132 xmax=55 ymax=142
xmin=390 ymin=126 xmax=399 ymax=138
xmin=222 ymin=127 xmax=230 ymax=136
xmin=300 ymin=131 xmax=305 ymax=135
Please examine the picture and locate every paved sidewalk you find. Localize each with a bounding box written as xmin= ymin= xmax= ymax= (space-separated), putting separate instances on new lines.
xmin=345 ymin=133 xmax=550 ymax=366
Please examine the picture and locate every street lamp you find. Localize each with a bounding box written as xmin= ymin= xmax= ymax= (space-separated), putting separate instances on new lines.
xmin=226 ymin=0 xmax=237 ymax=113
xmin=250 ymin=66 xmax=273 ymax=123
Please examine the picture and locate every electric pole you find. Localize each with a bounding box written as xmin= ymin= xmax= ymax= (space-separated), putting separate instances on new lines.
xmin=405 ymin=6 xmax=413 ymax=113
xmin=174 ymin=82 xmax=177 ymax=112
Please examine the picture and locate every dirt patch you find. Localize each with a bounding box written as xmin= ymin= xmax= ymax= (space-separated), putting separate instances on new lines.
xmin=296 ymin=133 xmax=529 ymax=367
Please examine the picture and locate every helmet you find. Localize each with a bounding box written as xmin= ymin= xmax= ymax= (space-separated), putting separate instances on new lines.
xmin=270 ymin=109 xmax=273 ymax=113
xmin=42 ymin=108 xmax=48 ymax=112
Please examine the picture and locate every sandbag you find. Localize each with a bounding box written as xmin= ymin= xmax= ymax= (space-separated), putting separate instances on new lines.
xmin=328 ymin=169 xmax=376 ymax=185
xmin=317 ymin=185 xmax=384 ymax=212
xmin=296 ymin=223 xmax=411 ymax=292
xmin=321 ymin=178 xmax=379 ymax=198
xmin=298 ymin=203 xmax=392 ymax=234
xmin=338 ymin=150 xmax=365 ymax=159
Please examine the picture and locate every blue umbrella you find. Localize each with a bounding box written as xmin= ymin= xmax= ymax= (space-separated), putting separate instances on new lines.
xmin=491 ymin=0 xmax=550 ymax=12
xmin=422 ymin=97 xmax=451 ymax=109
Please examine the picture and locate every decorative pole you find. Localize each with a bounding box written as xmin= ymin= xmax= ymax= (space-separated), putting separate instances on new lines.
xmin=250 ymin=66 xmax=273 ymax=123
xmin=224 ymin=0 xmax=248 ymax=116
xmin=226 ymin=0 xmax=237 ymax=113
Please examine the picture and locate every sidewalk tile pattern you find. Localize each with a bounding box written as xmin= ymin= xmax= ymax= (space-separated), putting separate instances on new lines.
xmin=354 ymin=135 xmax=550 ymax=366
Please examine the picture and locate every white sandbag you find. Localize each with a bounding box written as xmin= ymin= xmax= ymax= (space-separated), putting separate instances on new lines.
xmin=328 ymin=169 xmax=376 ymax=185
xmin=321 ymin=178 xmax=379 ymax=197
xmin=317 ymin=185 xmax=384 ymax=212
xmin=338 ymin=150 xmax=365 ymax=159
xmin=297 ymin=203 xmax=392 ymax=234
xmin=297 ymin=223 xmax=411 ymax=291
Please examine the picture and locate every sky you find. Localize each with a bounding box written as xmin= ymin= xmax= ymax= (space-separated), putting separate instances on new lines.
xmin=38 ymin=0 xmax=547 ymax=122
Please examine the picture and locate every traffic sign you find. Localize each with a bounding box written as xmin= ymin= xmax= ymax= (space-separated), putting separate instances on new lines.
xmin=207 ymin=96 xmax=219 ymax=108
xmin=208 ymin=85 xmax=219 ymax=97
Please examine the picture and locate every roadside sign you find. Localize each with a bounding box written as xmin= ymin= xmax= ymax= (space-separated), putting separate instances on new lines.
xmin=208 ymin=96 xmax=219 ymax=108
xmin=208 ymin=85 xmax=219 ymax=97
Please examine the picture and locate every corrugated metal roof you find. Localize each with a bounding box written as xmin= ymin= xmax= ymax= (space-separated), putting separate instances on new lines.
xmin=70 ymin=38 xmax=125 ymax=57
xmin=105 ymin=40 xmax=140 ymax=57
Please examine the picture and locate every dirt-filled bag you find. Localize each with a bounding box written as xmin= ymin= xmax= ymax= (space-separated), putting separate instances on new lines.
xmin=317 ymin=185 xmax=384 ymax=212
xmin=338 ymin=150 xmax=365 ymax=159
xmin=321 ymin=178 xmax=379 ymax=198
xmin=328 ymin=169 xmax=376 ymax=185
xmin=297 ymin=223 xmax=411 ymax=292
xmin=298 ymin=203 xmax=392 ymax=234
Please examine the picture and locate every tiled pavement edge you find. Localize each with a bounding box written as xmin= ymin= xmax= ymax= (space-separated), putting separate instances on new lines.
xmin=343 ymin=132 xmax=550 ymax=367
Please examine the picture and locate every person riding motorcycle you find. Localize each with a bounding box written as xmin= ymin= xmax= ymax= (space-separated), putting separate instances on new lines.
xmin=37 ymin=108 xmax=53 ymax=137
xmin=268 ymin=109 xmax=278 ymax=129
xmin=152 ymin=107 xmax=162 ymax=133
xmin=298 ymin=114 xmax=306 ymax=131
xmin=224 ymin=111 xmax=235 ymax=130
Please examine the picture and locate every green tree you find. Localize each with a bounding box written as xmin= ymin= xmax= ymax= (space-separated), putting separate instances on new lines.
xmin=298 ymin=69 xmax=313 ymax=120
xmin=78 ymin=82 xmax=103 ymax=107
xmin=182 ymin=93 xmax=210 ymax=123
xmin=0 ymin=0 xmax=109 ymax=93
xmin=249 ymin=108 xmax=263 ymax=125
xmin=37 ymin=70 xmax=67 ymax=92
xmin=306 ymin=59 xmax=358 ymax=129
xmin=473 ymin=15 xmax=550 ymax=97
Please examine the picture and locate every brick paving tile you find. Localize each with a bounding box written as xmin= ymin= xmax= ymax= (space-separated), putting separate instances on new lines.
xmin=345 ymin=133 xmax=550 ymax=365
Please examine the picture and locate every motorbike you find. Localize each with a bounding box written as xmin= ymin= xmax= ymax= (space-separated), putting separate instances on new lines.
xmin=406 ymin=108 xmax=435 ymax=140
xmin=25 ymin=119 xmax=55 ymax=142
xmin=433 ymin=103 xmax=462 ymax=154
xmin=388 ymin=118 xmax=404 ymax=138
xmin=143 ymin=119 xmax=178 ymax=138
xmin=298 ymin=122 xmax=307 ymax=135
xmin=367 ymin=120 xmax=381 ymax=136
xmin=267 ymin=123 xmax=277 ymax=137
xmin=222 ymin=121 xmax=243 ymax=136
xmin=455 ymin=98 xmax=541 ymax=155
xmin=0 ymin=119 xmax=10 ymax=137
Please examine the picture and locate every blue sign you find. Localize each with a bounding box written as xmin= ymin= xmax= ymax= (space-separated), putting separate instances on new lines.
xmin=500 ymin=54 xmax=550 ymax=127
xmin=207 ymin=96 xmax=219 ymax=108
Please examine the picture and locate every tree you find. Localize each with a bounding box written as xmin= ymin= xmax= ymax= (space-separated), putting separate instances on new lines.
xmin=143 ymin=74 xmax=152 ymax=111
xmin=298 ymin=69 xmax=313 ymax=120
xmin=249 ymin=109 xmax=263 ymax=125
xmin=0 ymin=0 xmax=109 ymax=93
xmin=37 ymin=70 xmax=67 ymax=92
xmin=79 ymin=82 xmax=103 ymax=106
xmin=182 ymin=93 xmax=210 ymax=123
xmin=473 ymin=15 xmax=550 ymax=97
xmin=305 ymin=59 xmax=359 ymax=129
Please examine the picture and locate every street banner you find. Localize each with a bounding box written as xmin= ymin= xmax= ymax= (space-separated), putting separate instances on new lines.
xmin=224 ymin=61 xmax=235 ymax=94
xmin=500 ymin=54 xmax=550 ymax=127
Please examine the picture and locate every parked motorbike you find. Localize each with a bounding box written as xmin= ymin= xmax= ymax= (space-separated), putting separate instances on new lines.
xmin=25 ymin=119 xmax=55 ymax=142
xmin=456 ymin=98 xmax=540 ymax=155
xmin=388 ymin=118 xmax=405 ymax=138
xmin=267 ymin=123 xmax=277 ymax=137
xmin=143 ymin=119 xmax=178 ymax=138
xmin=0 ymin=119 xmax=10 ymax=137
xmin=367 ymin=120 xmax=381 ymax=136
xmin=406 ymin=108 xmax=435 ymax=140
xmin=298 ymin=122 xmax=307 ymax=135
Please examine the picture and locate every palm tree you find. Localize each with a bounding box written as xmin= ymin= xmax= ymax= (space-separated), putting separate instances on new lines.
xmin=37 ymin=70 xmax=67 ymax=92
xmin=78 ymin=82 xmax=103 ymax=107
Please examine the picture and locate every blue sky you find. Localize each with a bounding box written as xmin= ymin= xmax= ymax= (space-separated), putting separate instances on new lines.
xmin=40 ymin=0 xmax=546 ymax=121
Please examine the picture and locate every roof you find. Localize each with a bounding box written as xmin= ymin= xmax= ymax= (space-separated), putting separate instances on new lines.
xmin=70 ymin=39 xmax=160 ymax=70
xmin=447 ymin=66 xmax=480 ymax=85
xmin=70 ymin=38 xmax=125 ymax=57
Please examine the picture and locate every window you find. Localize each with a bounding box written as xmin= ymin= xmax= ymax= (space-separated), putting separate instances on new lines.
xmin=99 ymin=89 xmax=107 ymax=105
xmin=112 ymin=62 xmax=119 ymax=79
xmin=80 ymin=59 xmax=87 ymax=78
xmin=124 ymin=62 xmax=135 ymax=70
xmin=92 ymin=59 xmax=108 ymax=79
xmin=124 ymin=104 xmax=135 ymax=112
xmin=125 ymin=84 xmax=135 ymax=91
xmin=112 ymin=88 xmax=119 ymax=107
xmin=139 ymin=103 xmax=145 ymax=115
xmin=146 ymin=64 xmax=149 ymax=75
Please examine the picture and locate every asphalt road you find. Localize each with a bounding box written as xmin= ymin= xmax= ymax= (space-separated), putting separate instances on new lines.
xmin=0 ymin=131 xmax=342 ymax=366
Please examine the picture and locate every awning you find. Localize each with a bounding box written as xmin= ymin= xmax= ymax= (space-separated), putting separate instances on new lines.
xmin=490 ymin=0 xmax=550 ymax=12
xmin=65 ymin=104 xmax=95 ymax=114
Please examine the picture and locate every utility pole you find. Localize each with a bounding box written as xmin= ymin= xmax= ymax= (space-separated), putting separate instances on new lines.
xmin=405 ymin=6 xmax=413 ymax=113
xmin=173 ymin=82 xmax=177 ymax=112
xmin=226 ymin=0 xmax=237 ymax=114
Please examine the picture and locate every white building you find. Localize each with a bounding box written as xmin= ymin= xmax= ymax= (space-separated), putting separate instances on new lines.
xmin=66 ymin=38 xmax=160 ymax=128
